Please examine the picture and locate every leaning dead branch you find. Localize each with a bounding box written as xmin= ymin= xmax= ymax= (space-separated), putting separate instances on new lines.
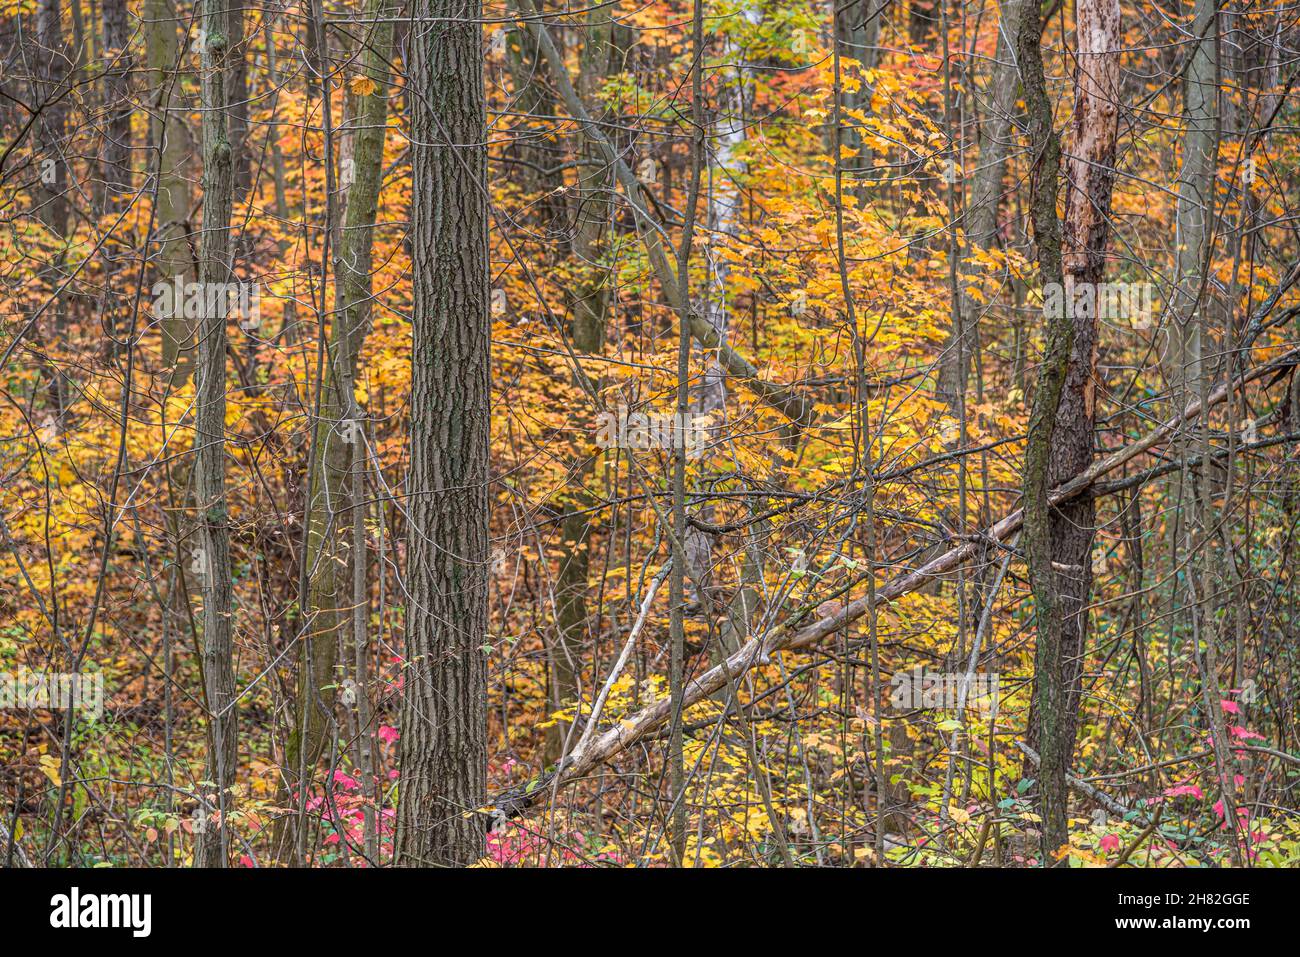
xmin=495 ymin=344 xmax=1300 ymax=817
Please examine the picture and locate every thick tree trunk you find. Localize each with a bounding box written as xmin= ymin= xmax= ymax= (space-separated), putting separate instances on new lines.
xmin=192 ymin=0 xmax=240 ymax=869
xmin=395 ymin=0 xmax=491 ymax=868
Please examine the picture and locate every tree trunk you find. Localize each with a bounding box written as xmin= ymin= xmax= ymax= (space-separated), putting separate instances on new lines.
xmin=1166 ymin=0 xmax=1218 ymax=401
xmin=545 ymin=9 xmax=623 ymax=764
xmin=682 ymin=2 xmax=755 ymax=624
xmin=100 ymin=0 xmax=132 ymax=203
xmin=147 ymin=0 xmax=196 ymax=382
xmin=229 ymin=2 xmax=250 ymax=197
xmin=1046 ymin=0 xmax=1122 ymax=805
xmin=504 ymin=22 xmax=564 ymax=231
xmin=1016 ymin=0 xmax=1070 ymax=863
xmin=275 ymin=0 xmax=397 ymax=864
xmin=192 ymin=0 xmax=240 ymax=869
xmin=935 ymin=0 xmax=1029 ymax=411
xmin=834 ymin=0 xmax=882 ymax=183
xmin=34 ymin=0 xmax=70 ymax=235
xmin=395 ymin=0 xmax=491 ymax=868
xmin=909 ymin=0 xmax=937 ymax=46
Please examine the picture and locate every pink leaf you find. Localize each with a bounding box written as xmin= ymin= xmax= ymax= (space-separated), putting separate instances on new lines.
xmin=1229 ymin=726 xmax=1265 ymax=741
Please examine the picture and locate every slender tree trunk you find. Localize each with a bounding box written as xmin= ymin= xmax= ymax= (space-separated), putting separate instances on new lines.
xmin=936 ymin=0 xmax=1029 ymax=411
xmin=192 ymin=0 xmax=240 ymax=869
xmin=229 ymin=2 xmax=250 ymax=197
xmin=352 ymin=429 xmax=378 ymax=861
xmin=274 ymin=0 xmax=396 ymax=864
xmin=833 ymin=0 xmax=882 ymax=182
xmin=1047 ymin=0 xmax=1122 ymax=796
xmin=545 ymin=9 xmax=623 ymax=764
xmin=395 ymin=0 xmax=491 ymax=868
xmin=909 ymin=0 xmax=936 ymax=45
xmin=1182 ymin=2 xmax=1242 ymax=866
xmin=27 ymin=0 xmax=73 ymax=416
xmin=504 ymin=22 xmax=563 ymax=231
xmin=100 ymin=0 xmax=132 ymax=203
xmin=146 ymin=1 xmax=198 ymax=813
xmin=682 ymin=3 xmax=755 ymax=627
xmin=1165 ymin=0 xmax=1218 ymax=579
xmin=261 ymin=16 xmax=295 ymax=342
xmin=34 ymin=0 xmax=70 ymax=235
xmin=1016 ymin=0 xmax=1070 ymax=863
xmin=148 ymin=0 xmax=196 ymax=381
xmin=1166 ymin=0 xmax=1217 ymax=402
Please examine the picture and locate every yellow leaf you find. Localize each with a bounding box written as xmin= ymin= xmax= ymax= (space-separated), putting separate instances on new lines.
xmin=39 ymin=754 xmax=62 ymax=787
xmin=349 ymin=75 xmax=378 ymax=97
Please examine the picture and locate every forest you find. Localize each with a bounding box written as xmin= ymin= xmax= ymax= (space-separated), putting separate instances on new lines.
xmin=0 ymin=0 xmax=1298 ymax=871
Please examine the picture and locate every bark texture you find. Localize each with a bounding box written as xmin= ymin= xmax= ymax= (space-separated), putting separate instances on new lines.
xmin=395 ymin=0 xmax=491 ymax=868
